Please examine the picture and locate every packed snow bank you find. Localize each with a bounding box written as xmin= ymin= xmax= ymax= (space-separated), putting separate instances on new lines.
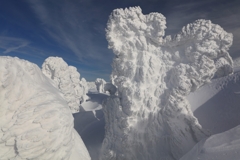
xmin=101 ymin=6 xmax=233 ymax=160
xmin=188 ymin=71 xmax=240 ymax=134
xmin=180 ymin=125 xmax=240 ymax=160
xmin=0 ymin=56 xmax=90 ymax=160
xmin=42 ymin=57 xmax=88 ymax=113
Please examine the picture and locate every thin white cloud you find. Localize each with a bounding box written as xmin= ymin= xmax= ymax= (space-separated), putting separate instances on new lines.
xmin=0 ymin=36 xmax=30 ymax=54
xmin=3 ymin=42 xmax=29 ymax=54
xmin=27 ymin=0 xmax=111 ymax=64
xmin=0 ymin=36 xmax=57 ymax=60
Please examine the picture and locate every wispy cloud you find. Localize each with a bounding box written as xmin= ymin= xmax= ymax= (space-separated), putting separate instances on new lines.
xmin=0 ymin=36 xmax=30 ymax=54
xmin=27 ymin=0 xmax=112 ymax=64
xmin=0 ymin=35 xmax=59 ymax=61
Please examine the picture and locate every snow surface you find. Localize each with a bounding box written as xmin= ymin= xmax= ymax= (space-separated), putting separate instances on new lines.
xmin=74 ymin=92 xmax=108 ymax=160
xmin=180 ymin=125 xmax=240 ymax=160
xmin=0 ymin=56 xmax=90 ymax=159
xmin=101 ymin=6 xmax=233 ymax=160
xmin=188 ymin=71 xmax=240 ymax=134
xmin=42 ymin=57 xmax=89 ymax=113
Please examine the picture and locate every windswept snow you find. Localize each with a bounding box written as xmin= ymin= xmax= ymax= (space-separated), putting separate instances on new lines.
xmin=0 ymin=6 xmax=238 ymax=160
xmin=189 ymin=71 xmax=240 ymax=134
xmin=0 ymin=56 xmax=90 ymax=160
xmin=42 ymin=57 xmax=88 ymax=113
xmin=180 ymin=125 xmax=240 ymax=160
xmin=101 ymin=6 xmax=233 ymax=160
xmin=74 ymin=92 xmax=108 ymax=160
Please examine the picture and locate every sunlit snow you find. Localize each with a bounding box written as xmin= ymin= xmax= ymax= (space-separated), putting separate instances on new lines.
xmin=1 ymin=6 xmax=240 ymax=160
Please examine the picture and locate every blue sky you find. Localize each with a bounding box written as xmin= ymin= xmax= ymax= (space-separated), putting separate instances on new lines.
xmin=0 ymin=0 xmax=239 ymax=81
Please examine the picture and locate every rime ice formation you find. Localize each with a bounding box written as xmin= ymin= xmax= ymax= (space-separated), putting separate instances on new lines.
xmin=233 ymin=57 xmax=240 ymax=72
xmin=0 ymin=56 xmax=90 ymax=160
xmin=180 ymin=125 xmax=240 ymax=160
xmin=95 ymin=78 xmax=117 ymax=95
xmin=87 ymin=81 xmax=97 ymax=92
xmin=80 ymin=77 xmax=89 ymax=102
xmin=42 ymin=57 xmax=88 ymax=113
xmin=101 ymin=7 xmax=233 ymax=160
xmin=95 ymin=78 xmax=106 ymax=93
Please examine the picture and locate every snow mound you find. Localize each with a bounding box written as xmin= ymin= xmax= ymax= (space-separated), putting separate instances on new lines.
xmin=42 ymin=57 xmax=88 ymax=113
xmin=0 ymin=56 xmax=90 ymax=160
xmin=101 ymin=6 xmax=233 ymax=160
xmin=180 ymin=125 xmax=240 ymax=160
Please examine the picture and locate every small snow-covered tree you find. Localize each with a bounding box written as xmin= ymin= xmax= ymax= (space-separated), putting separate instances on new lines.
xmin=42 ymin=57 xmax=88 ymax=113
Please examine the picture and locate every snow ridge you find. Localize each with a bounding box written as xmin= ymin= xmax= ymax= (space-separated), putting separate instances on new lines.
xmin=0 ymin=56 xmax=90 ymax=160
xmin=42 ymin=57 xmax=88 ymax=113
xmin=101 ymin=7 xmax=233 ymax=160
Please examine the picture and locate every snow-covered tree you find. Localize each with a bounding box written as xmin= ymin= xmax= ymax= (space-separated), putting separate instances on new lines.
xmin=0 ymin=56 xmax=90 ymax=159
xmin=101 ymin=6 xmax=233 ymax=160
xmin=42 ymin=57 xmax=89 ymax=113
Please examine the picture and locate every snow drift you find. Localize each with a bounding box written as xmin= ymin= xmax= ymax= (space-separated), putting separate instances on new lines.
xmin=101 ymin=7 xmax=233 ymax=160
xmin=188 ymin=70 xmax=240 ymax=135
xmin=74 ymin=92 xmax=108 ymax=160
xmin=42 ymin=57 xmax=88 ymax=113
xmin=180 ymin=125 xmax=240 ymax=160
xmin=0 ymin=56 xmax=90 ymax=159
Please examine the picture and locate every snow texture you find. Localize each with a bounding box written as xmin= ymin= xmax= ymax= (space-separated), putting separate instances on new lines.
xmin=0 ymin=56 xmax=90 ymax=160
xmin=87 ymin=81 xmax=97 ymax=93
xmin=101 ymin=6 xmax=233 ymax=160
xmin=74 ymin=92 xmax=108 ymax=160
xmin=180 ymin=125 xmax=240 ymax=160
xmin=95 ymin=78 xmax=117 ymax=95
xmin=95 ymin=78 xmax=106 ymax=93
xmin=189 ymin=71 xmax=240 ymax=134
xmin=42 ymin=57 xmax=88 ymax=113
xmin=233 ymin=57 xmax=240 ymax=72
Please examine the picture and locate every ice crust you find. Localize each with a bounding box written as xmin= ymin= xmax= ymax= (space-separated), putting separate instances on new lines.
xmin=101 ymin=7 xmax=233 ymax=160
xmin=0 ymin=56 xmax=90 ymax=160
xmin=42 ymin=57 xmax=88 ymax=113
